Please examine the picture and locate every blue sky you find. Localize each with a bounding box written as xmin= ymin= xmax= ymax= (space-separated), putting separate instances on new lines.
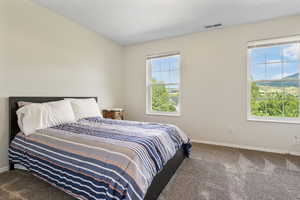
xmin=251 ymin=43 xmax=300 ymax=81
xmin=150 ymin=44 xmax=300 ymax=83
xmin=151 ymin=55 xmax=180 ymax=84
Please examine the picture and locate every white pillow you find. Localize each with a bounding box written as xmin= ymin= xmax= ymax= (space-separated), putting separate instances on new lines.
xmin=17 ymin=100 xmax=76 ymax=136
xmin=46 ymin=100 xmax=76 ymax=125
xmin=66 ymin=98 xmax=102 ymax=120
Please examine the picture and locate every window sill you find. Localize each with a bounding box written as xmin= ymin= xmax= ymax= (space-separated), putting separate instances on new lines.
xmin=247 ymin=116 xmax=300 ymax=124
xmin=146 ymin=112 xmax=181 ymax=117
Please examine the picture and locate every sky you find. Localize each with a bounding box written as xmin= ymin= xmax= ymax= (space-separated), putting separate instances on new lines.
xmin=251 ymin=43 xmax=300 ymax=81
xmin=150 ymin=55 xmax=180 ymax=84
xmin=150 ymin=43 xmax=300 ymax=84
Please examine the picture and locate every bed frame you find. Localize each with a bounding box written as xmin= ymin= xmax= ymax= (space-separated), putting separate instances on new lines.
xmin=8 ymin=96 xmax=186 ymax=200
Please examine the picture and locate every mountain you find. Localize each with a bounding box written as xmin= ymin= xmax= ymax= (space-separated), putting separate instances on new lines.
xmin=257 ymin=73 xmax=299 ymax=87
xmin=283 ymin=73 xmax=299 ymax=80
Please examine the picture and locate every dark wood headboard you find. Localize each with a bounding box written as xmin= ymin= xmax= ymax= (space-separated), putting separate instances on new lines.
xmin=9 ymin=96 xmax=98 ymax=143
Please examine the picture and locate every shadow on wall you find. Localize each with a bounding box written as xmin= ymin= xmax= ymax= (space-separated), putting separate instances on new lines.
xmin=0 ymin=97 xmax=9 ymax=168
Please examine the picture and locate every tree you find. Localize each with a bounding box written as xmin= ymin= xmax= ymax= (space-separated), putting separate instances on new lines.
xmin=152 ymin=79 xmax=177 ymax=112
xmin=250 ymin=82 xmax=299 ymax=117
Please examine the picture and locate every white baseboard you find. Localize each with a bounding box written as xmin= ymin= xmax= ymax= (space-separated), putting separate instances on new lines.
xmin=288 ymin=151 xmax=300 ymax=157
xmin=0 ymin=166 xmax=9 ymax=173
xmin=191 ymin=139 xmax=300 ymax=157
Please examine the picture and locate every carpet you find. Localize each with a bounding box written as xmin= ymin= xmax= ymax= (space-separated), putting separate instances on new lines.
xmin=1 ymin=143 xmax=300 ymax=200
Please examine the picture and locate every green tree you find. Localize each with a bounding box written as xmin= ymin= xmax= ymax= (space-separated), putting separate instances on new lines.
xmin=250 ymin=82 xmax=262 ymax=115
xmin=152 ymin=79 xmax=177 ymax=112
xmin=251 ymin=82 xmax=299 ymax=117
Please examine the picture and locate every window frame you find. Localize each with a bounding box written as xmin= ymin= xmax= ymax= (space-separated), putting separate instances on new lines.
xmin=146 ymin=52 xmax=181 ymax=116
xmin=247 ymin=35 xmax=300 ymax=124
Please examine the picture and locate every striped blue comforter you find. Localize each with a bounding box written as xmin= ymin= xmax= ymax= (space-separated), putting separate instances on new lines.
xmin=9 ymin=117 xmax=190 ymax=200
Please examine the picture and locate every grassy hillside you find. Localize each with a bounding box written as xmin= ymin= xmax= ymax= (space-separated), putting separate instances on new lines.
xmin=257 ymin=73 xmax=299 ymax=87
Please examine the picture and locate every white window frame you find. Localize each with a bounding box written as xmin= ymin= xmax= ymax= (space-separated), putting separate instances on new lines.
xmin=146 ymin=52 xmax=181 ymax=116
xmin=247 ymin=35 xmax=300 ymax=124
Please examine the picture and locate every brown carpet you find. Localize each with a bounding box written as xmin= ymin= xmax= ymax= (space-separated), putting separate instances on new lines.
xmin=1 ymin=143 xmax=300 ymax=200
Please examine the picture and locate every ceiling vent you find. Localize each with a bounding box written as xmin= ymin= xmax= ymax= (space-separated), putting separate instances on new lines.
xmin=204 ymin=23 xmax=223 ymax=29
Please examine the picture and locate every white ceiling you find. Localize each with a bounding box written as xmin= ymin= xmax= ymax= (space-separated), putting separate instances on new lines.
xmin=32 ymin=0 xmax=300 ymax=45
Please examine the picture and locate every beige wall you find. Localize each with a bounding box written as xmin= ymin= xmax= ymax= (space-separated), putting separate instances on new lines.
xmin=0 ymin=0 xmax=123 ymax=168
xmin=1 ymin=0 xmax=300 ymax=171
xmin=124 ymin=15 xmax=300 ymax=155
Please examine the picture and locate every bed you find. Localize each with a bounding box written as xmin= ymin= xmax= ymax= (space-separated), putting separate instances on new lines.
xmin=8 ymin=97 xmax=191 ymax=200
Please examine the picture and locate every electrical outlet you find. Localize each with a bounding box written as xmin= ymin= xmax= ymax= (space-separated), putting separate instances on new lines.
xmin=293 ymin=136 xmax=300 ymax=145
xmin=227 ymin=126 xmax=233 ymax=134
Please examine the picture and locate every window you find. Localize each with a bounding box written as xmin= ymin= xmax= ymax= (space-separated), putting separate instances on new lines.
xmin=146 ymin=53 xmax=181 ymax=116
xmin=247 ymin=36 xmax=300 ymax=123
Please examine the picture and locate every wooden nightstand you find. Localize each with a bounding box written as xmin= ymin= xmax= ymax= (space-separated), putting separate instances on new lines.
xmin=102 ymin=109 xmax=124 ymax=120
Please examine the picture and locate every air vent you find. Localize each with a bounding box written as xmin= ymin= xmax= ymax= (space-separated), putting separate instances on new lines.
xmin=204 ymin=23 xmax=223 ymax=29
